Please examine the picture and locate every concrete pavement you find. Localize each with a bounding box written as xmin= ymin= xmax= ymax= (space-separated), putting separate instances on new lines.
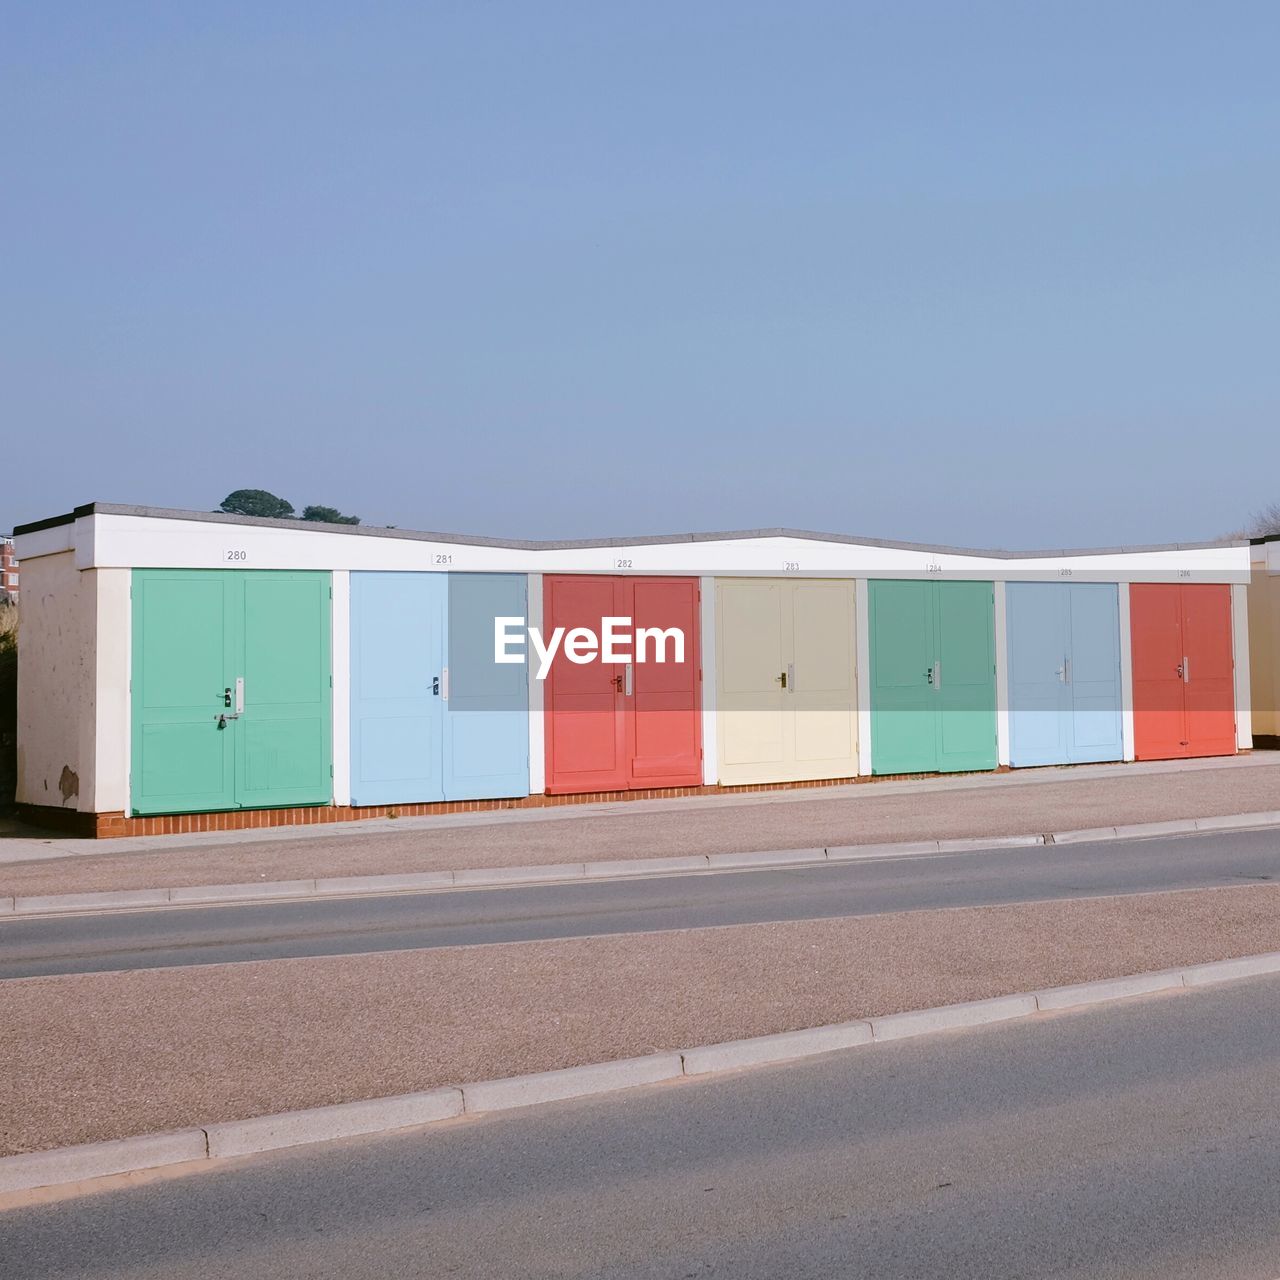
xmin=3 ymin=752 xmax=1279 ymax=899
xmin=7 ymin=972 xmax=1280 ymax=1278
xmin=6 ymin=825 xmax=1280 ymax=977
xmin=7 ymin=882 xmax=1280 ymax=1157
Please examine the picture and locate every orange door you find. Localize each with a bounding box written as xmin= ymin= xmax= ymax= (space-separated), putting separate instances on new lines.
xmin=1131 ymin=584 xmax=1235 ymax=760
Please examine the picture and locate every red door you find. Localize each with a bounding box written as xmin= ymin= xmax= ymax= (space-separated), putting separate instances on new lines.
xmin=1181 ymin=584 xmax=1237 ymax=757
xmin=544 ymin=576 xmax=702 ymax=793
xmin=1131 ymin=584 xmax=1235 ymax=761
xmin=543 ymin=576 xmax=628 ymax=792
xmin=629 ymin=578 xmax=702 ymax=786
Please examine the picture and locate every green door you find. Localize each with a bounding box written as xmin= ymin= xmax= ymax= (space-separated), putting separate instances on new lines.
xmin=131 ymin=571 xmax=237 ymax=814
xmin=870 ymin=579 xmax=996 ymax=775
xmin=869 ymin=580 xmax=938 ymax=774
xmin=132 ymin=570 xmax=332 ymax=815
xmin=935 ymin=581 xmax=998 ymax=772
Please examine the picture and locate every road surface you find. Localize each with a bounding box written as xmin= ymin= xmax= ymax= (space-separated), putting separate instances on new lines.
xmin=3 ymin=826 xmax=1280 ymax=977
xmin=5 ymin=972 xmax=1280 ymax=1277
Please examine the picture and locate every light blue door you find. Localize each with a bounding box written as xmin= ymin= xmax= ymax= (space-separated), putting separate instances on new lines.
xmin=1065 ymin=582 xmax=1124 ymax=763
xmin=350 ymin=572 xmax=446 ymax=804
xmin=1007 ymin=583 xmax=1122 ymax=766
xmin=444 ymin=574 xmax=529 ymax=800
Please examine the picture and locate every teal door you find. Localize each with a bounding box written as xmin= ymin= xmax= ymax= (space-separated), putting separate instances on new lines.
xmin=870 ymin=579 xmax=996 ymax=774
xmin=131 ymin=571 xmax=237 ymax=814
xmin=131 ymin=570 xmax=332 ymax=815
xmin=869 ymin=580 xmax=938 ymax=774
xmin=936 ymin=581 xmax=998 ymax=772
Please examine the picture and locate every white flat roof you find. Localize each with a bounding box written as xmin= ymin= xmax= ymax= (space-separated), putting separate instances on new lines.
xmin=14 ymin=502 xmax=1253 ymax=583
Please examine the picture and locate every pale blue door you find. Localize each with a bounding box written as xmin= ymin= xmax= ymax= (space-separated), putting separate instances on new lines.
xmin=1007 ymin=583 xmax=1071 ymax=767
xmin=350 ymin=572 xmax=446 ymax=804
xmin=1064 ymin=582 xmax=1123 ymax=763
xmin=1007 ymin=582 xmax=1122 ymax=766
xmin=443 ymin=574 xmax=529 ymax=799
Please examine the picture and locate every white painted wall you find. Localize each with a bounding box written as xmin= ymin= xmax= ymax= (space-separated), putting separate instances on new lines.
xmin=1233 ymin=581 xmax=1253 ymax=750
xmin=699 ymin=576 xmax=717 ymax=784
xmin=993 ymin=582 xmax=1011 ymax=766
xmin=85 ymin=569 xmax=131 ymax=813
xmin=16 ymin=551 xmax=90 ymax=810
xmin=855 ymin=578 xmax=872 ymax=776
xmin=1118 ymin=586 xmax=1136 ymax=761
xmin=330 ymin=571 xmax=351 ymax=805
xmin=526 ymin=573 xmax=545 ymax=794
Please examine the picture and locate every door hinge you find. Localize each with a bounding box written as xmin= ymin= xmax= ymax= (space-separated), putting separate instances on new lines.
xmin=330 ymin=764 xmax=334 ymax=777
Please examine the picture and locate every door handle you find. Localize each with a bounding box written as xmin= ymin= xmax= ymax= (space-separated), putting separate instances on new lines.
xmin=787 ymin=663 xmax=795 ymax=693
xmin=625 ymin=662 xmax=633 ymax=697
xmin=611 ymin=673 xmax=624 ymax=692
xmin=1064 ymin=658 xmax=1071 ymax=685
xmin=432 ymin=676 xmax=440 ymax=696
xmin=925 ymin=667 xmax=933 ymax=685
xmin=775 ymin=671 xmax=787 ymax=689
xmin=932 ymin=661 xmax=942 ymax=690
xmin=216 ymin=682 xmax=244 ymax=723
xmin=441 ymin=667 xmax=449 ymax=701
xmin=1182 ymin=656 xmax=1190 ymax=684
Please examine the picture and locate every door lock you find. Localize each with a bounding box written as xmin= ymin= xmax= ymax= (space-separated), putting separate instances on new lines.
xmin=216 ymin=679 xmax=245 ymax=723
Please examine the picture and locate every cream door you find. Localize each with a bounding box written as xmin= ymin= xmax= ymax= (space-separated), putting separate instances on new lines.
xmin=716 ymin=579 xmax=788 ymax=784
xmin=790 ymin=580 xmax=859 ymax=778
xmin=715 ymin=578 xmax=859 ymax=785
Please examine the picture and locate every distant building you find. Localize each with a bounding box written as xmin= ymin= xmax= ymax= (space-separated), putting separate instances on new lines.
xmin=0 ymin=537 xmax=17 ymax=602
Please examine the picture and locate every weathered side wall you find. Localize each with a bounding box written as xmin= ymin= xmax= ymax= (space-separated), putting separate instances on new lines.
xmin=16 ymin=551 xmax=89 ymax=810
xmin=1248 ymin=563 xmax=1280 ymax=740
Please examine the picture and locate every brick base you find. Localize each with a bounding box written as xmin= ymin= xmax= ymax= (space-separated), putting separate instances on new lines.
xmin=16 ymin=765 xmax=1021 ymax=839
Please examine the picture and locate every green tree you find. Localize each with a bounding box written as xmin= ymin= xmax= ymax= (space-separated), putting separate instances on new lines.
xmin=219 ymin=489 xmax=295 ymax=519
xmin=301 ymin=505 xmax=360 ymax=525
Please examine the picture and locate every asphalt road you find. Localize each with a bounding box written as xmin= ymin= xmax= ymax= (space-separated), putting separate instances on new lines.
xmin=4 ymin=827 xmax=1280 ymax=978
xmin=6 ymin=973 xmax=1280 ymax=1278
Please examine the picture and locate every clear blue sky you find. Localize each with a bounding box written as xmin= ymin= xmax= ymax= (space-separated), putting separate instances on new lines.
xmin=4 ymin=2 xmax=1278 ymax=546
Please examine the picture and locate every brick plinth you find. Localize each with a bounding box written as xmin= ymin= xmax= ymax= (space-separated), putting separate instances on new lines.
xmin=16 ymin=765 xmax=1022 ymax=839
